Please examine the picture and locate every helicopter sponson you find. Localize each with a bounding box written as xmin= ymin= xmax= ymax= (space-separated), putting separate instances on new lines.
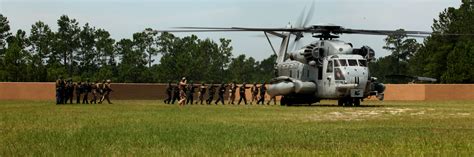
xmin=267 ymin=76 xmax=317 ymax=96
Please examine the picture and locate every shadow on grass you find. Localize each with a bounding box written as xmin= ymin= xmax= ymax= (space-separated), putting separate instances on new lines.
xmin=285 ymin=104 xmax=386 ymax=108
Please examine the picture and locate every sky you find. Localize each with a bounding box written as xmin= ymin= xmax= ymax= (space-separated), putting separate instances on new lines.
xmin=0 ymin=0 xmax=462 ymax=61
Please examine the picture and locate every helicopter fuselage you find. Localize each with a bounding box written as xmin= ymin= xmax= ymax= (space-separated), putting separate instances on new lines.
xmin=268 ymin=40 xmax=381 ymax=106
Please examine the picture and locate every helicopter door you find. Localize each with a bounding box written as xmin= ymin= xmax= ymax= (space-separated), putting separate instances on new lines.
xmin=323 ymin=59 xmax=336 ymax=97
xmin=325 ymin=60 xmax=333 ymax=86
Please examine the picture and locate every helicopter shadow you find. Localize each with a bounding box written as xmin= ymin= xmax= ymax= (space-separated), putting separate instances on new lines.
xmin=286 ymin=104 xmax=385 ymax=108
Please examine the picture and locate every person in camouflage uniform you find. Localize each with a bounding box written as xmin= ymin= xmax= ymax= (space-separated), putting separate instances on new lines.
xmin=250 ymin=82 xmax=259 ymax=105
xmin=90 ymin=80 xmax=99 ymax=104
xmin=99 ymin=79 xmax=113 ymax=104
xmin=228 ymin=82 xmax=237 ymax=105
xmin=197 ymin=82 xmax=207 ymax=105
xmin=237 ymin=83 xmax=250 ymax=105
xmin=206 ymin=83 xmax=216 ymax=105
xmin=164 ymin=81 xmax=173 ymax=104
xmin=55 ymin=76 xmax=65 ymax=105
xmin=215 ymin=83 xmax=226 ymax=105
xmin=171 ymin=82 xmax=180 ymax=104
xmin=75 ymin=81 xmax=83 ymax=104
xmin=82 ymin=79 xmax=90 ymax=104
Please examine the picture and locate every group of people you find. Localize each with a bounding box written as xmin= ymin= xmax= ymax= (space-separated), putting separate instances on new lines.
xmin=164 ymin=77 xmax=277 ymax=106
xmin=55 ymin=76 xmax=113 ymax=105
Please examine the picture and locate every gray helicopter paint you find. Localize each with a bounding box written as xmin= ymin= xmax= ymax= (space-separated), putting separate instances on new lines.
xmin=271 ymin=40 xmax=371 ymax=102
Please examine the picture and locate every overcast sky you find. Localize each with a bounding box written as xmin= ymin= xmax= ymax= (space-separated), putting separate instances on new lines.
xmin=1 ymin=0 xmax=462 ymax=61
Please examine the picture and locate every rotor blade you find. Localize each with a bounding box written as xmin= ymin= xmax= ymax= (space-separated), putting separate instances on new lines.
xmin=341 ymin=28 xmax=474 ymax=37
xmin=415 ymin=76 xmax=437 ymax=82
xmin=153 ymin=29 xmax=250 ymax=32
xmin=159 ymin=25 xmax=474 ymax=37
xmin=303 ymin=0 xmax=316 ymax=27
xmin=232 ymin=27 xmax=306 ymax=31
xmin=430 ymin=32 xmax=474 ymax=36
xmin=173 ymin=26 xmax=308 ymax=32
xmin=406 ymin=34 xmax=431 ymax=38
xmin=341 ymin=28 xmax=432 ymax=36
xmin=296 ymin=6 xmax=307 ymax=28
xmin=175 ymin=27 xmax=239 ymax=30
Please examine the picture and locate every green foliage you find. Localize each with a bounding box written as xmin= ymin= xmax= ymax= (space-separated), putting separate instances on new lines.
xmin=256 ymin=54 xmax=277 ymax=83
xmin=369 ymin=56 xmax=408 ymax=83
xmin=3 ymin=30 xmax=30 ymax=81
xmin=443 ymin=41 xmax=474 ymax=83
xmin=134 ymin=28 xmax=159 ymax=68
xmin=117 ymin=38 xmax=146 ymax=82
xmin=55 ymin=15 xmax=81 ymax=77
xmin=0 ymin=14 xmax=11 ymax=80
xmin=371 ymin=29 xmax=421 ymax=83
xmin=0 ymin=14 xmax=280 ymax=83
xmin=371 ymin=1 xmax=474 ymax=83
xmin=227 ymin=54 xmax=257 ymax=83
xmin=410 ymin=1 xmax=474 ymax=83
xmin=29 ymin=21 xmax=53 ymax=81
xmin=0 ymin=14 xmax=11 ymax=52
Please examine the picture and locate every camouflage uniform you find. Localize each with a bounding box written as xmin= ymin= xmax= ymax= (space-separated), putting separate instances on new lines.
xmin=250 ymin=83 xmax=259 ymax=105
xmin=82 ymin=80 xmax=90 ymax=104
xmin=99 ymin=80 xmax=113 ymax=104
xmin=56 ymin=77 xmax=65 ymax=104
xmin=164 ymin=82 xmax=173 ymax=104
xmin=215 ymin=83 xmax=226 ymax=105
xmin=228 ymin=82 xmax=237 ymax=105
xmin=237 ymin=83 xmax=249 ymax=105
xmin=197 ymin=83 xmax=207 ymax=105
xmin=257 ymin=83 xmax=267 ymax=105
xmin=206 ymin=84 xmax=216 ymax=105
xmin=75 ymin=82 xmax=83 ymax=104
xmin=186 ymin=83 xmax=196 ymax=105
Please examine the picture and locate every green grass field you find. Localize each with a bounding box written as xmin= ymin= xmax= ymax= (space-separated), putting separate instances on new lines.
xmin=0 ymin=100 xmax=473 ymax=156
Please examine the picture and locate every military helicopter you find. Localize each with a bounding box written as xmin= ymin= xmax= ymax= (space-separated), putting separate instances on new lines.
xmin=150 ymin=4 xmax=434 ymax=106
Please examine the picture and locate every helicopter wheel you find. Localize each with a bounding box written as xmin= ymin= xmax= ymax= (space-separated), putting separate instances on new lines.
xmin=280 ymin=97 xmax=287 ymax=106
xmin=344 ymin=98 xmax=353 ymax=107
xmin=353 ymin=98 xmax=361 ymax=107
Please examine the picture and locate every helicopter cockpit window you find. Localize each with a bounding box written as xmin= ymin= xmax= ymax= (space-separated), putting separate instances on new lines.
xmin=327 ymin=61 xmax=333 ymax=73
xmin=358 ymin=59 xmax=367 ymax=67
xmin=339 ymin=59 xmax=348 ymax=66
xmin=348 ymin=59 xmax=358 ymax=66
xmin=334 ymin=60 xmax=340 ymax=67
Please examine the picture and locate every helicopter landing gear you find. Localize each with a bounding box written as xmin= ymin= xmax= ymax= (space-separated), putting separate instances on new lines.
xmin=344 ymin=98 xmax=353 ymax=107
xmin=280 ymin=96 xmax=294 ymax=106
xmin=353 ymin=98 xmax=361 ymax=107
xmin=339 ymin=98 xmax=361 ymax=107
xmin=280 ymin=97 xmax=287 ymax=106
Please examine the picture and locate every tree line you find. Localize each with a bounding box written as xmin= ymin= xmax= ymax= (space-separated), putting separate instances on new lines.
xmin=0 ymin=14 xmax=276 ymax=83
xmin=1 ymin=1 xmax=473 ymax=84
xmin=370 ymin=0 xmax=474 ymax=83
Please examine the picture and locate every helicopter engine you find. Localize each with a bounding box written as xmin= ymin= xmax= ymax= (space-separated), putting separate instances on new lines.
xmin=288 ymin=43 xmax=324 ymax=67
xmin=352 ymin=46 xmax=375 ymax=61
